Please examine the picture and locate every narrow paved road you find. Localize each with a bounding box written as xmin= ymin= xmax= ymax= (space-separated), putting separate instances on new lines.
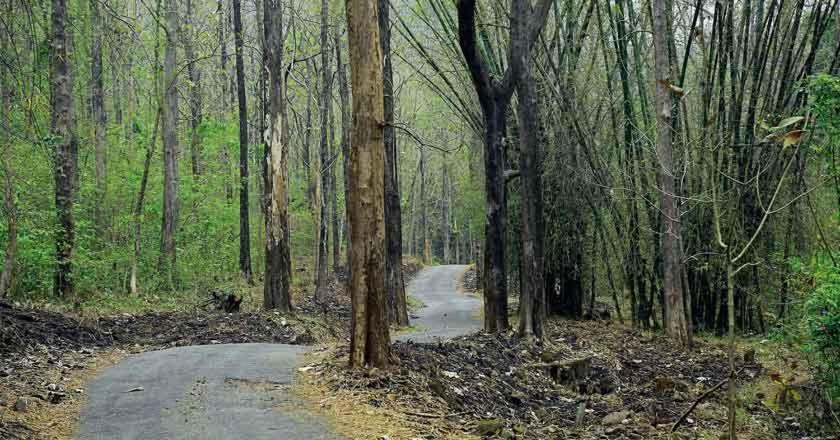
xmin=398 ymin=264 xmax=480 ymax=342
xmin=77 ymin=265 xmax=479 ymax=439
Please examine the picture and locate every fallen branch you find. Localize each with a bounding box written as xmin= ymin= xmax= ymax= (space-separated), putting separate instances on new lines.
xmin=671 ymin=367 xmax=744 ymax=432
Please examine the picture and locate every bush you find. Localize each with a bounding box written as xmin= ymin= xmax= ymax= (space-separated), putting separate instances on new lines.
xmin=804 ymin=263 xmax=840 ymax=399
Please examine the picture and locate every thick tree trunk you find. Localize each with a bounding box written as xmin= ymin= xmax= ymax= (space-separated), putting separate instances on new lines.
xmin=185 ymin=0 xmax=203 ymax=176
xmin=233 ymin=0 xmax=253 ymax=284
xmin=90 ymin=0 xmax=107 ymax=236
xmin=379 ymin=0 xmax=409 ymax=327
xmin=263 ymin=0 xmax=292 ymax=311
xmin=652 ymin=0 xmax=690 ymax=347
xmin=51 ymin=0 xmax=77 ymax=298
xmin=346 ymin=0 xmax=390 ymax=369
xmin=482 ymin=103 xmax=509 ymax=332
xmin=517 ymin=62 xmax=544 ymax=339
xmin=315 ymin=0 xmax=331 ymax=300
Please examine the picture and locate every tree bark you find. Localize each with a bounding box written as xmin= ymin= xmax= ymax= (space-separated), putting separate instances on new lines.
xmin=131 ymin=108 xmax=161 ymax=294
xmin=517 ymin=60 xmax=544 ymax=339
xmin=159 ymin=0 xmax=180 ymax=287
xmin=184 ymin=0 xmax=203 ymax=176
xmin=90 ymin=0 xmax=107 ymax=236
xmin=0 ymin=58 xmax=15 ymax=297
xmin=263 ymin=0 xmax=292 ymax=311
xmin=233 ymin=0 xmax=253 ymax=284
xmin=336 ymin=30 xmax=352 ymax=266
xmin=456 ymin=0 xmax=550 ymax=332
xmin=346 ymin=0 xmax=390 ymax=368
xmin=379 ymin=0 xmax=409 ymax=326
xmin=51 ymin=0 xmax=77 ymax=297
xmin=315 ymin=0 xmax=331 ymax=301
xmin=652 ymin=0 xmax=691 ymax=347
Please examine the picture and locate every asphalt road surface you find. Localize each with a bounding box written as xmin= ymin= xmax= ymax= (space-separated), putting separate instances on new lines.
xmin=77 ymin=265 xmax=480 ymax=439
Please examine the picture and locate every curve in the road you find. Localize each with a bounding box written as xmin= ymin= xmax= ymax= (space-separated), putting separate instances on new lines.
xmin=77 ymin=264 xmax=480 ymax=439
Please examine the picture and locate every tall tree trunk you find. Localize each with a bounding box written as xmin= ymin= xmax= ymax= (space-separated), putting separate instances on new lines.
xmin=456 ymin=0 xmax=551 ymax=332
xmin=160 ymin=0 xmax=180 ymax=286
xmin=184 ymin=0 xmax=203 ymax=176
xmin=379 ymin=0 xmax=409 ymax=326
xmin=51 ymin=0 xmax=77 ymax=298
xmin=442 ymin=162 xmax=451 ymax=264
xmin=346 ymin=0 xmax=390 ymax=368
xmin=329 ymin=88 xmax=340 ymax=270
xmin=131 ymin=108 xmax=161 ymax=294
xmin=233 ymin=0 xmax=253 ymax=284
xmin=336 ymin=30 xmax=352 ymax=266
xmin=0 ymin=58 xmax=15 ymax=297
xmin=419 ymin=144 xmax=431 ymax=264
xmin=652 ymin=0 xmax=691 ymax=347
xmin=517 ymin=62 xmax=544 ymax=339
xmin=304 ymin=61 xmax=315 ymax=207
xmin=315 ymin=0 xmax=331 ymax=300
xmin=263 ymin=0 xmax=292 ymax=311
xmin=90 ymin=0 xmax=107 ymax=236
xmin=217 ymin=0 xmax=228 ymax=119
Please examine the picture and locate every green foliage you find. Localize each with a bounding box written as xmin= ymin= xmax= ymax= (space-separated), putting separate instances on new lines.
xmin=804 ymin=261 xmax=840 ymax=399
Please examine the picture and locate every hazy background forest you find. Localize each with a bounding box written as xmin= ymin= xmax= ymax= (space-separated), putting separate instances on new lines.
xmin=2 ymin=0 xmax=840 ymax=436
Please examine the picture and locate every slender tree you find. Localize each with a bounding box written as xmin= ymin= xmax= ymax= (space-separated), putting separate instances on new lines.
xmin=90 ymin=0 xmax=107 ymax=235
xmin=184 ymin=0 xmax=203 ymax=176
xmin=0 ymin=47 xmax=14 ymax=297
xmin=346 ymin=0 xmax=390 ymax=368
xmin=315 ymin=0 xmax=331 ymax=301
xmin=159 ymin=0 xmax=180 ymax=286
xmin=233 ymin=0 xmax=253 ymax=283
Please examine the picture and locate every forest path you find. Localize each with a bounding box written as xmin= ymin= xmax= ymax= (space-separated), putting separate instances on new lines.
xmin=398 ymin=264 xmax=480 ymax=342
xmin=76 ymin=265 xmax=477 ymax=439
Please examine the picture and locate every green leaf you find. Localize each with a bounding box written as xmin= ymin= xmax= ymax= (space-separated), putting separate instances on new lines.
xmin=771 ymin=116 xmax=805 ymax=132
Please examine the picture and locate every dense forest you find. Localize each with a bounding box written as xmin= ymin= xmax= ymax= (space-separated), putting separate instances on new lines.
xmin=2 ymin=0 xmax=840 ymax=437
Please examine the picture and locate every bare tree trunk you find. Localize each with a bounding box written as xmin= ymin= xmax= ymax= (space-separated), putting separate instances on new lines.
xmin=263 ymin=0 xmax=292 ymax=311
xmin=517 ymin=61 xmax=544 ymax=339
xmin=217 ymin=0 xmax=228 ymax=119
xmin=90 ymin=0 xmax=108 ymax=236
xmin=131 ymin=108 xmax=161 ymax=294
xmin=160 ymin=0 xmax=180 ymax=287
xmin=0 ymin=57 xmax=15 ymax=297
xmin=336 ymin=30 xmax=352 ymax=265
xmin=233 ymin=0 xmax=253 ymax=284
xmin=442 ymin=162 xmax=451 ymax=264
xmin=184 ymin=0 xmax=203 ymax=176
xmin=456 ymin=0 xmax=551 ymax=332
xmin=419 ymin=144 xmax=431 ymax=264
xmin=51 ymin=0 xmax=77 ymax=298
xmin=379 ymin=0 xmax=409 ymax=326
xmin=652 ymin=0 xmax=690 ymax=347
xmin=329 ymin=87 xmax=340 ymax=270
xmin=346 ymin=0 xmax=390 ymax=368
xmin=303 ymin=61 xmax=315 ymax=208
xmin=315 ymin=0 xmax=331 ymax=300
